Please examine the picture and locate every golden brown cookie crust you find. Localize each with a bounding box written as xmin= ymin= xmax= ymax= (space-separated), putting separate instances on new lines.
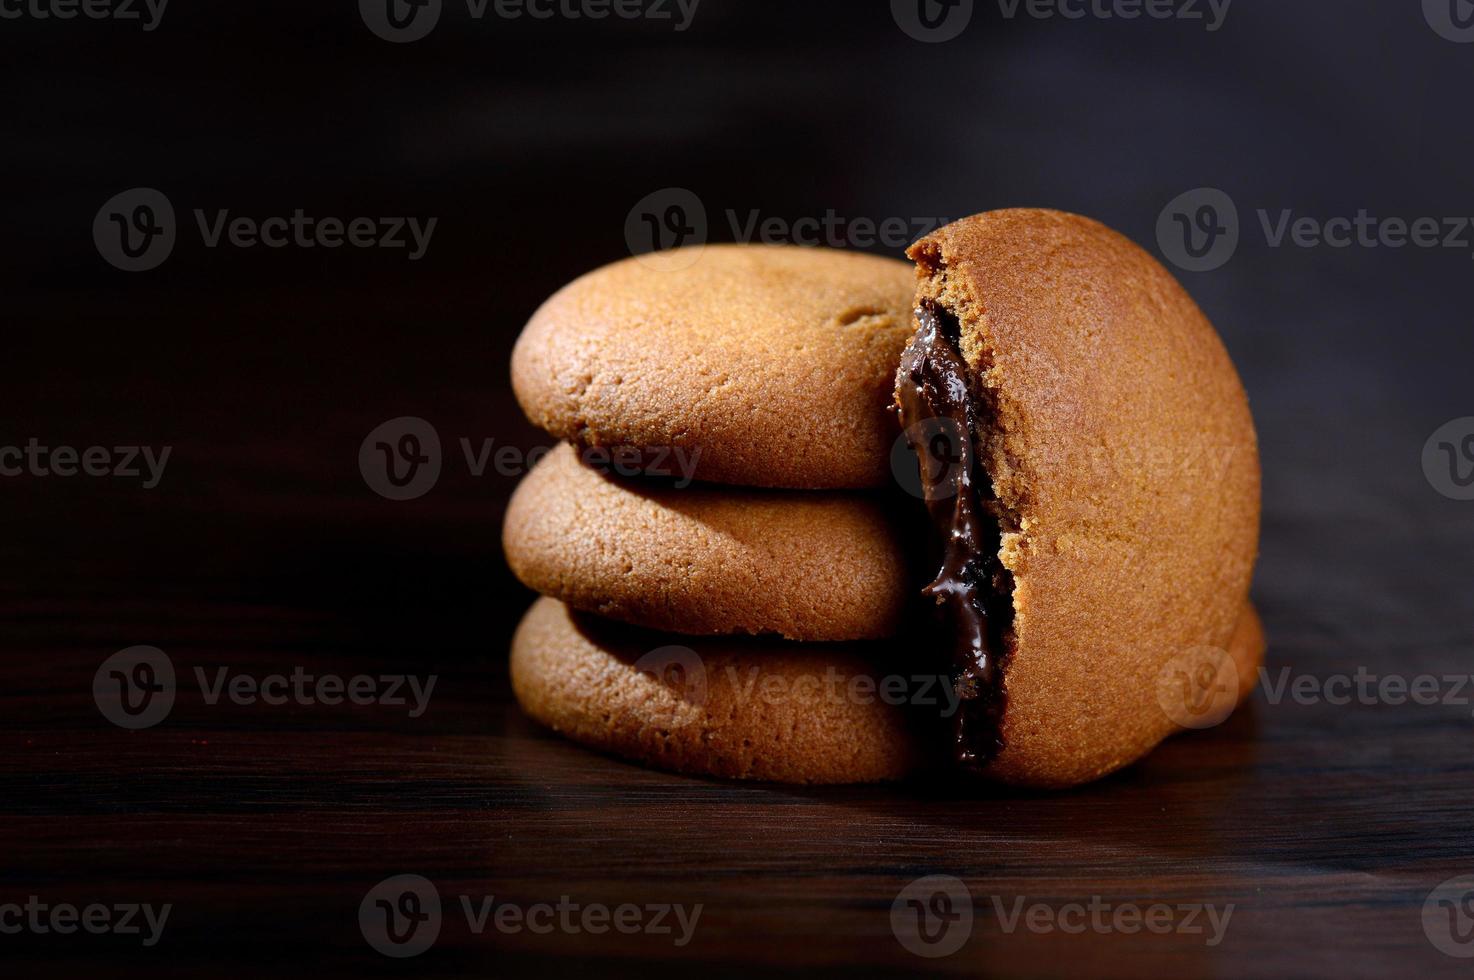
xmin=1226 ymin=601 xmax=1266 ymax=706
xmin=905 ymin=209 xmax=1262 ymax=788
xmin=509 ymin=597 xmax=922 ymax=784
xmin=510 ymin=597 xmax=1264 ymax=786
xmin=504 ymin=443 xmax=910 ymax=641
xmin=511 ymin=244 xmax=915 ymax=489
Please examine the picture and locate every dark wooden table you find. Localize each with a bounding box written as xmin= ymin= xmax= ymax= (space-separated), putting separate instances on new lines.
xmin=6 ymin=412 xmax=1474 ymax=978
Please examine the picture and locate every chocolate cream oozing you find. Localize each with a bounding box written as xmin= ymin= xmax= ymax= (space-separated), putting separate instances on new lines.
xmin=895 ymin=299 xmax=1012 ymax=766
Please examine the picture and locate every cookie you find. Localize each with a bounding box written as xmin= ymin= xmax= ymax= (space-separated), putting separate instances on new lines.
xmin=511 ymin=244 xmax=915 ymax=489
xmin=510 ymin=597 xmax=1265 ymax=785
xmin=509 ymin=596 xmax=922 ymax=784
xmin=893 ymin=209 xmax=1261 ymax=788
xmin=1225 ymin=602 xmax=1266 ymax=705
xmin=503 ymin=443 xmax=910 ymax=641
xmin=1159 ymin=599 xmax=1266 ymax=735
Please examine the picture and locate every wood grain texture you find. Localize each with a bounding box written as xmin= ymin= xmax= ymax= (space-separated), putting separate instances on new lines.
xmin=4 ymin=578 xmax=1474 ymax=977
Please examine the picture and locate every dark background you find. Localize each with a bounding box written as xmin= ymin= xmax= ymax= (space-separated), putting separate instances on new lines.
xmin=5 ymin=0 xmax=1474 ymax=975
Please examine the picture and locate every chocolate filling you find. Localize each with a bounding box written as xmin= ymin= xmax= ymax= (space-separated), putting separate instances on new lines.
xmin=896 ymin=299 xmax=1013 ymax=767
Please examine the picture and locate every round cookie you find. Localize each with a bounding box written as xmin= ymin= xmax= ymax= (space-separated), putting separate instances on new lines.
xmin=503 ymin=443 xmax=910 ymax=641
xmin=511 ymin=244 xmax=915 ymax=489
xmin=1225 ymin=601 xmax=1266 ymax=706
xmin=1160 ymin=600 xmax=1267 ymax=734
xmin=894 ymin=209 xmax=1261 ymax=788
xmin=509 ymin=597 xmax=1265 ymax=785
xmin=509 ymin=596 xmax=922 ymax=784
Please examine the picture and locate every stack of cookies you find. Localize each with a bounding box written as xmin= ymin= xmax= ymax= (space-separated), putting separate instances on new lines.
xmin=504 ymin=245 xmax=928 ymax=783
xmin=505 ymin=211 xmax=1268 ymax=789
